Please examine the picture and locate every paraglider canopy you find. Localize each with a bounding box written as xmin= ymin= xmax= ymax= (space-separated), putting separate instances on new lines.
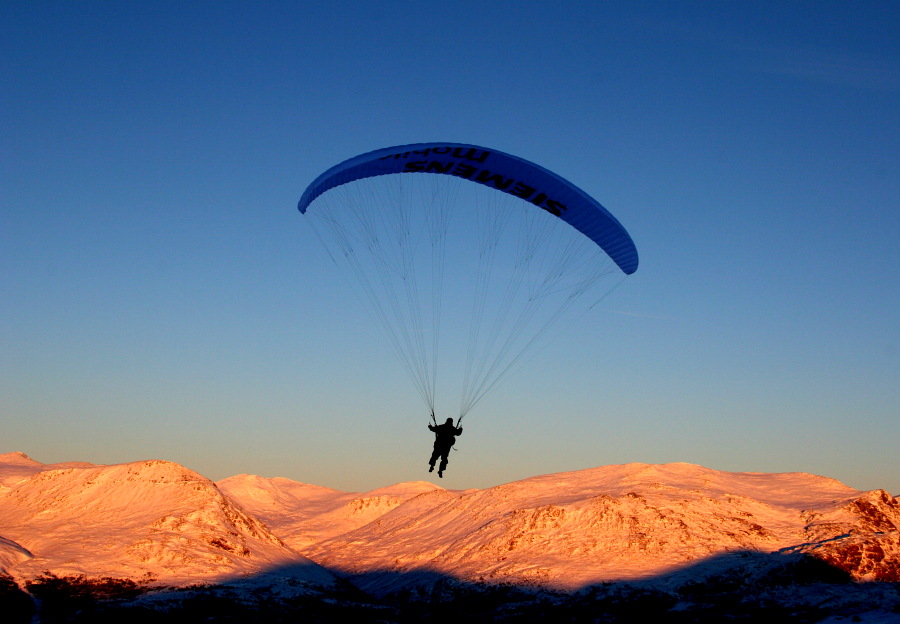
xmin=299 ymin=143 xmax=638 ymax=275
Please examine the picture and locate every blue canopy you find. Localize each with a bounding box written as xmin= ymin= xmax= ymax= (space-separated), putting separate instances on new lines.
xmin=299 ymin=142 xmax=638 ymax=275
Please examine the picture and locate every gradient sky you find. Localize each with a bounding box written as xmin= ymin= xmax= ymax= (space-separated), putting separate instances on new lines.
xmin=2 ymin=2 xmax=898 ymax=494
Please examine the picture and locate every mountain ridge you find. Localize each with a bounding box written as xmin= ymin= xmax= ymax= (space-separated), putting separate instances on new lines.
xmin=1 ymin=452 xmax=897 ymax=605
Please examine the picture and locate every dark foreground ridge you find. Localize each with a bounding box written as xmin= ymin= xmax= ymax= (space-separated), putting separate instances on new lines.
xmin=2 ymin=549 xmax=899 ymax=624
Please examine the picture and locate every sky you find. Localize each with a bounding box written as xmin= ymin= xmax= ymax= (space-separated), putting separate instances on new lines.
xmin=2 ymin=1 xmax=898 ymax=494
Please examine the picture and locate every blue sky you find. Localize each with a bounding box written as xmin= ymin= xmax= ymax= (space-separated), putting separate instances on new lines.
xmin=2 ymin=1 xmax=898 ymax=493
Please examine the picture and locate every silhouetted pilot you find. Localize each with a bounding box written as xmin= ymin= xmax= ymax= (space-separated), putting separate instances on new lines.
xmin=428 ymin=417 xmax=462 ymax=478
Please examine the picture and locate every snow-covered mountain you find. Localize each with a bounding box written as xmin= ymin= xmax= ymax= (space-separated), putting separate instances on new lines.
xmin=0 ymin=452 xmax=339 ymax=590
xmin=221 ymin=461 xmax=900 ymax=595
xmin=2 ymin=451 xmax=898 ymax=621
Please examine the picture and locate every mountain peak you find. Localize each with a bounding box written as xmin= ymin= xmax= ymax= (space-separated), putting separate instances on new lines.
xmin=0 ymin=455 xmax=341 ymax=588
xmin=0 ymin=451 xmax=40 ymax=466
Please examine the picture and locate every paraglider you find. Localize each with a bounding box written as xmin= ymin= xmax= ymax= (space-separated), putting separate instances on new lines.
xmin=299 ymin=143 xmax=638 ymax=475
xmin=428 ymin=416 xmax=463 ymax=478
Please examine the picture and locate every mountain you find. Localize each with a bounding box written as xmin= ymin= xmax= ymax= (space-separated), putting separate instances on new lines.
xmin=0 ymin=452 xmax=339 ymax=590
xmin=2 ymin=452 xmax=899 ymax=622
xmin=228 ymin=461 xmax=900 ymax=595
